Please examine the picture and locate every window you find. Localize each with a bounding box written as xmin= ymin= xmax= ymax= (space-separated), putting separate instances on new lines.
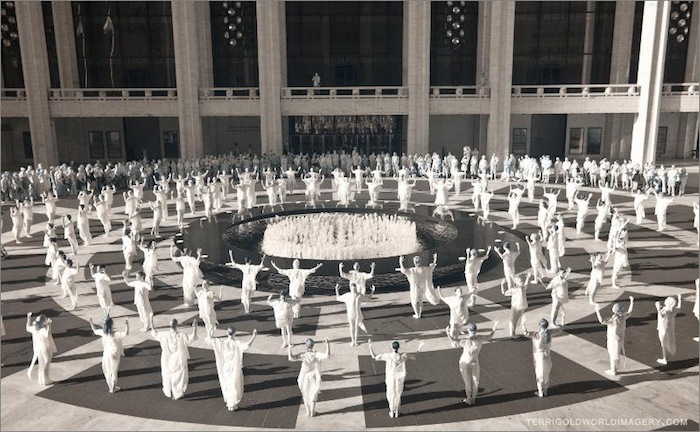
xmin=22 ymin=131 xmax=33 ymax=159
xmin=72 ymin=2 xmax=175 ymax=88
xmin=569 ymin=127 xmax=583 ymax=155
xmin=107 ymin=131 xmax=122 ymax=158
xmin=285 ymin=1 xmax=403 ymax=86
xmin=89 ymin=131 xmax=105 ymax=158
xmin=163 ymin=131 xmax=179 ymax=158
xmin=656 ymin=127 xmax=668 ymax=156
xmin=512 ymin=128 xmax=527 ymax=155
xmin=586 ymin=127 xmax=602 ymax=155
xmin=429 ymin=1 xmax=479 ymax=86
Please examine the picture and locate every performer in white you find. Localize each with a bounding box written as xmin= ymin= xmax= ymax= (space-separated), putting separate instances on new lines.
xmin=18 ymin=198 xmax=34 ymax=237
xmin=470 ymin=177 xmax=483 ymax=211
xmin=633 ymin=189 xmax=651 ymax=225
xmin=170 ymin=246 xmax=204 ymax=307
xmin=655 ymin=294 xmax=682 ymax=365
xmin=575 ymin=192 xmax=593 ymax=235
xmin=228 ymin=251 xmax=268 ymax=314
xmin=336 ymin=283 xmax=374 ymax=347
xmin=26 ymin=313 xmax=57 ymax=386
xmin=565 ymin=176 xmax=581 ymax=210
xmin=525 ymin=233 xmax=547 ymax=284
xmin=139 ymin=240 xmax=159 ymax=285
xmin=121 ymin=226 xmax=138 ymax=272
xmin=480 ymin=188 xmax=494 ymax=221
xmin=445 ymin=321 xmax=498 ymax=405
xmin=123 ymin=270 xmax=153 ymax=332
xmin=89 ymin=264 xmax=115 ymax=315
xmin=339 ymin=261 xmax=375 ymax=295
xmin=439 ymin=286 xmax=474 ymax=341
xmin=459 ymin=247 xmax=491 ymax=301
xmin=351 ymin=166 xmax=366 ymax=193
xmin=10 ymin=206 xmax=23 ymax=244
xmin=503 ymin=273 xmax=531 ymax=338
xmin=41 ymin=192 xmax=58 ymax=222
xmin=507 ymin=185 xmax=525 ymax=229
xmin=172 ymin=191 xmax=186 ymax=229
xmin=194 ymin=280 xmax=223 ymax=334
xmin=398 ymin=254 xmax=440 ymax=319
xmin=607 ymin=236 xmax=629 ymax=290
xmin=495 ymin=242 xmax=521 ymax=293
xmin=584 ymin=252 xmax=608 ymax=305
xmin=205 ymin=327 xmax=258 ymax=411
xmin=271 ymin=259 xmax=323 ymax=319
xmin=62 ymin=214 xmax=79 ymax=254
xmin=89 ymin=315 xmax=129 ymax=393
xmin=266 ymin=291 xmax=299 ymax=348
xmin=288 ymin=338 xmax=330 ymax=418
xmin=595 ymin=297 xmax=634 ymax=376
xmin=524 ymin=318 xmax=563 ymax=397
xmin=94 ymin=194 xmax=112 ymax=236
xmin=367 ymin=339 xmax=423 ymax=418
xmin=149 ymin=200 xmax=163 ymax=237
xmin=150 ymin=316 xmax=199 ymax=400
xmin=593 ymin=198 xmax=609 ymax=241
xmin=546 ymin=267 xmax=571 ymax=327
xmin=61 ymin=258 xmax=80 ymax=311
xmin=365 ymin=177 xmax=383 ymax=209
xmin=653 ymin=191 xmax=674 ymax=232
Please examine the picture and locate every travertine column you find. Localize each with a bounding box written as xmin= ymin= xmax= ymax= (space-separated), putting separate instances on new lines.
xmin=405 ymin=0 xmax=431 ymax=155
xmin=581 ymin=1 xmax=597 ymax=84
xmin=630 ymin=1 xmax=670 ymax=166
xmin=476 ymin=1 xmax=491 ymax=153
xmin=608 ymin=0 xmax=636 ymax=160
xmin=609 ymin=1 xmax=636 ymax=84
xmin=486 ymin=0 xmax=515 ymax=160
xmin=172 ymin=1 xmax=204 ymax=158
xmin=256 ymin=0 xmax=284 ymax=154
xmin=197 ymin=1 xmax=214 ymax=88
xmin=15 ymin=1 xmax=59 ymax=166
xmin=51 ymin=1 xmax=80 ymax=88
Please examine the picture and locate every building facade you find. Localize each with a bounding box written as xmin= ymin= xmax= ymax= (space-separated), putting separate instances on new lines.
xmin=1 ymin=0 xmax=698 ymax=170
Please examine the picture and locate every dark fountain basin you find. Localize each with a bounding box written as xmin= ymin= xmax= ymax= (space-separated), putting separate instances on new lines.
xmin=176 ymin=200 xmax=520 ymax=294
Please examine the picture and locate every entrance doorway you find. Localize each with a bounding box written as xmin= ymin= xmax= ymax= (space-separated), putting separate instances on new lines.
xmin=530 ymin=114 xmax=567 ymax=158
xmin=124 ymin=117 xmax=161 ymax=161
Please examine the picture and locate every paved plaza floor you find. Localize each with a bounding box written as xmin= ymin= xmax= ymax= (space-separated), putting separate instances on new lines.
xmin=1 ymin=172 xmax=698 ymax=431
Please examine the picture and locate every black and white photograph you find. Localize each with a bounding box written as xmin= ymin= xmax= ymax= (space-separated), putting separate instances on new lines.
xmin=0 ymin=1 xmax=698 ymax=431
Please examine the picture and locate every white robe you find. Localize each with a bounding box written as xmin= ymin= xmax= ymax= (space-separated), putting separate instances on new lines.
xmin=208 ymin=337 xmax=251 ymax=409
xmin=95 ymin=329 xmax=127 ymax=388
xmin=376 ymin=352 xmax=409 ymax=412
xmin=154 ymin=330 xmax=197 ymax=399
xmin=27 ymin=325 xmax=57 ymax=385
xmin=296 ymin=351 xmax=329 ymax=405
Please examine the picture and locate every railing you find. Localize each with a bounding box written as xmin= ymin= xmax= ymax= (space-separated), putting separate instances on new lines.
xmin=1 ymin=89 xmax=27 ymax=99
xmin=430 ymin=86 xmax=490 ymax=98
xmin=662 ymin=83 xmax=699 ymax=96
xmin=281 ymin=86 xmax=408 ymax=99
xmin=511 ymin=84 xmax=640 ymax=97
xmin=200 ymin=87 xmax=260 ymax=100
xmin=49 ymin=88 xmax=178 ymax=101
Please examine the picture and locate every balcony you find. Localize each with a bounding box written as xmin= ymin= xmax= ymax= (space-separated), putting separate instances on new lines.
xmin=511 ymin=84 xmax=641 ymax=114
xmin=48 ymin=88 xmax=178 ymax=117
xmin=1 ymin=89 xmax=28 ymax=116
xmin=199 ymin=87 xmax=261 ymax=116
xmin=429 ymin=86 xmax=491 ymax=114
xmin=660 ymin=82 xmax=699 ymax=112
xmin=281 ymin=86 xmax=408 ymax=116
